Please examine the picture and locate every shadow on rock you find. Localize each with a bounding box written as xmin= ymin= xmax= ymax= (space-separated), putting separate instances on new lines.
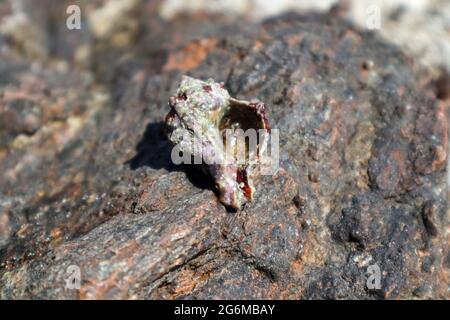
xmin=127 ymin=121 xmax=217 ymax=193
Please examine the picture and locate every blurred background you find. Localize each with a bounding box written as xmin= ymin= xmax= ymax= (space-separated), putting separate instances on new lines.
xmin=1 ymin=0 xmax=449 ymax=75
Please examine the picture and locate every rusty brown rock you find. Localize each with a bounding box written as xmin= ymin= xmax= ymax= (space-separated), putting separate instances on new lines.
xmin=0 ymin=3 xmax=448 ymax=299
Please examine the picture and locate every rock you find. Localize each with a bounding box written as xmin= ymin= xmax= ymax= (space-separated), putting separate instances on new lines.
xmin=160 ymin=0 xmax=450 ymax=76
xmin=0 ymin=3 xmax=448 ymax=299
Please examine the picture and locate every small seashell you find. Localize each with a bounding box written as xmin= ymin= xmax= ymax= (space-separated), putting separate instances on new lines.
xmin=165 ymin=76 xmax=271 ymax=210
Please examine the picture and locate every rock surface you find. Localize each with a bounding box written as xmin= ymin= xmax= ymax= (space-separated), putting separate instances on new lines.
xmin=0 ymin=1 xmax=448 ymax=299
xmin=160 ymin=0 xmax=450 ymax=76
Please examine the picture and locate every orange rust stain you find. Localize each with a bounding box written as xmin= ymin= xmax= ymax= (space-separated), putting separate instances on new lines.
xmin=290 ymin=260 xmax=304 ymax=275
xmin=343 ymin=29 xmax=363 ymax=42
xmin=163 ymin=38 xmax=218 ymax=72
xmin=378 ymin=149 xmax=404 ymax=190
xmin=295 ymin=230 xmax=325 ymax=268
xmin=50 ymin=227 xmax=63 ymax=239
xmin=431 ymin=102 xmax=449 ymax=170
xmin=328 ymin=150 xmax=342 ymax=180
xmin=79 ymin=270 xmax=125 ymax=300
xmin=432 ymin=145 xmax=447 ymax=170
xmin=170 ymin=269 xmax=197 ymax=296
xmin=397 ymin=86 xmax=406 ymax=97
xmin=113 ymin=240 xmax=140 ymax=260
xmin=0 ymin=211 xmax=11 ymax=236
xmin=378 ymin=166 xmax=393 ymax=191
xmin=438 ymin=264 xmax=449 ymax=298
xmin=391 ymin=149 xmax=405 ymax=177
xmin=252 ymin=39 xmax=264 ymax=51
xmin=286 ymin=34 xmax=302 ymax=47
xmin=329 ymin=125 xmax=340 ymax=146
xmin=78 ymin=242 xmax=141 ymax=299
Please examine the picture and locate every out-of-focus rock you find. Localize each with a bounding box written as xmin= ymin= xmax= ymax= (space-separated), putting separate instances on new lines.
xmin=159 ymin=0 xmax=450 ymax=76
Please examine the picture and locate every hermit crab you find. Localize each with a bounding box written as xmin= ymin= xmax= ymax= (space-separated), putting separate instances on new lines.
xmin=165 ymin=76 xmax=271 ymax=210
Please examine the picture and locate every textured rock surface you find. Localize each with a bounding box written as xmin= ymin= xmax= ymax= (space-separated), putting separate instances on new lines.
xmin=0 ymin=1 xmax=449 ymax=299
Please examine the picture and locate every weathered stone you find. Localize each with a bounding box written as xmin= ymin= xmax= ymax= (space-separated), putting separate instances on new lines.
xmin=0 ymin=3 xmax=448 ymax=299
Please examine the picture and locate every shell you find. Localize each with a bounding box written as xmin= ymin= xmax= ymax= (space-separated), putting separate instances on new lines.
xmin=165 ymin=76 xmax=270 ymax=210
